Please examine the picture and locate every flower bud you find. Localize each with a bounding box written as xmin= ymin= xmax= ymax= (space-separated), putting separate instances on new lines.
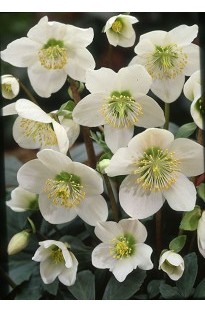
xmin=96 ymin=159 xmax=111 ymax=174
xmin=159 ymin=250 xmax=184 ymax=281
xmin=197 ymin=211 xmax=205 ymax=258
xmin=1 ymin=74 xmax=19 ymax=99
xmin=7 ymin=230 xmax=30 ymax=255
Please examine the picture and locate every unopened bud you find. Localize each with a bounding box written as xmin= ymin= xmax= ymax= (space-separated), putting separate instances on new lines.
xmin=1 ymin=75 xmax=19 ymax=99
xmin=7 ymin=230 xmax=30 ymax=255
xmin=97 ymin=159 xmax=110 ymax=174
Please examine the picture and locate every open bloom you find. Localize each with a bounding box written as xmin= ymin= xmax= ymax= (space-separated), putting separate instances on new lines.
xmin=3 ymin=99 xmax=69 ymax=153
xmin=184 ymin=70 xmax=204 ymax=129
xmin=6 ymin=186 xmax=38 ymax=212
xmin=106 ymin=128 xmax=204 ymax=219
xmin=73 ymin=65 xmax=165 ymax=153
xmin=103 ymin=14 xmax=138 ymax=47
xmin=32 ymin=240 xmax=78 ymax=286
xmin=92 ymin=218 xmax=153 ymax=282
xmin=130 ymin=24 xmax=200 ymax=103
xmin=17 ymin=149 xmax=108 ymax=225
xmin=159 ymin=250 xmax=184 ymax=281
xmin=197 ymin=211 xmax=205 ymax=258
xmin=1 ymin=16 xmax=95 ymax=97
xmin=1 ymin=74 xmax=19 ymax=99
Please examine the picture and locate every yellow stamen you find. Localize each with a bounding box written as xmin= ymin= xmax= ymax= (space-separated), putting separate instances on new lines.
xmin=111 ymin=20 xmax=123 ymax=33
xmin=38 ymin=45 xmax=67 ymax=70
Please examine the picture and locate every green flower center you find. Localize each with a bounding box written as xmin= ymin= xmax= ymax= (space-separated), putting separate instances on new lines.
xmin=50 ymin=246 xmax=65 ymax=264
xmin=110 ymin=233 xmax=135 ymax=260
xmin=101 ymin=91 xmax=143 ymax=128
xmin=134 ymin=147 xmax=181 ymax=192
xmin=44 ymin=171 xmax=85 ymax=208
xmin=146 ymin=44 xmax=188 ymax=79
xmin=38 ymin=38 xmax=68 ymax=70
xmin=20 ymin=118 xmax=57 ymax=147
xmin=2 ymin=83 xmax=12 ymax=94
xmin=111 ymin=19 xmax=123 ymax=33
xmin=195 ymin=97 xmax=205 ymax=116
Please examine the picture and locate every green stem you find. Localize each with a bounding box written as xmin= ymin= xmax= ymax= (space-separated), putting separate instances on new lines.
xmin=163 ymin=102 xmax=170 ymax=130
xmin=19 ymin=80 xmax=38 ymax=104
xmin=103 ymin=174 xmax=119 ymax=222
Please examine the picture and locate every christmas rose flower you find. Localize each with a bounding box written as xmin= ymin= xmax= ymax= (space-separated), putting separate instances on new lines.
xmin=6 ymin=186 xmax=38 ymax=212
xmin=106 ymin=128 xmax=204 ymax=219
xmin=1 ymin=16 xmax=95 ymax=97
xmin=73 ymin=65 xmax=165 ymax=153
xmin=159 ymin=250 xmax=184 ymax=281
xmin=3 ymin=99 xmax=69 ymax=153
xmin=197 ymin=211 xmax=205 ymax=258
xmin=1 ymin=74 xmax=19 ymax=99
xmin=130 ymin=24 xmax=200 ymax=103
xmin=103 ymin=14 xmax=138 ymax=47
xmin=92 ymin=218 xmax=153 ymax=282
xmin=32 ymin=240 xmax=78 ymax=286
xmin=17 ymin=149 xmax=108 ymax=225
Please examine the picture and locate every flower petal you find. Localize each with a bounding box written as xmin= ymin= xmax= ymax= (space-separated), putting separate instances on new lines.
xmin=138 ymin=30 xmax=167 ymax=46
xmin=40 ymin=258 xmax=64 ymax=284
xmin=15 ymin=99 xmax=52 ymax=123
xmin=76 ymin=195 xmax=108 ymax=226
xmin=85 ymin=67 xmax=117 ymax=94
xmin=112 ymin=257 xmax=134 ymax=282
xmin=6 ymin=186 xmax=37 ymax=212
xmin=168 ymin=24 xmax=198 ymax=46
xmin=134 ymin=39 xmax=155 ymax=55
xmin=64 ymin=26 xmax=94 ymax=48
xmin=52 ymin=120 xmax=69 ymax=154
xmin=119 ymin=219 xmax=147 ymax=243
xmin=58 ymin=253 xmax=78 ymax=286
xmin=94 ymin=221 xmax=123 ymax=243
xmin=92 ymin=243 xmax=116 ymax=268
xmin=106 ymin=30 xmax=120 ymax=47
xmin=131 ymin=243 xmax=153 ymax=270
xmin=104 ymin=124 xmax=134 ymax=153
xmin=2 ymin=103 xmax=17 ymax=116
xmin=183 ymin=70 xmax=201 ymax=101
xmin=119 ymin=175 xmax=165 ymax=219
xmin=32 ymin=245 xmax=50 ymax=262
xmin=37 ymin=149 xmax=72 ymax=174
xmin=13 ymin=117 xmax=41 ymax=149
xmin=163 ymin=173 xmax=196 ymax=212
xmin=183 ymin=44 xmax=200 ymax=76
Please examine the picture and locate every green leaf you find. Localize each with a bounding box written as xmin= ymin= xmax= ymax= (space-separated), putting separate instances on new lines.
xmin=180 ymin=206 xmax=202 ymax=231
xmin=175 ymin=122 xmax=197 ymax=138
xmin=159 ymin=283 xmax=181 ymax=299
xmin=176 ymin=252 xmax=198 ymax=298
xmin=103 ymin=269 xmax=146 ymax=300
xmin=197 ymin=183 xmax=205 ymax=202
xmin=193 ymin=278 xmax=205 ymax=299
xmin=147 ymin=280 xmax=163 ymax=299
xmin=169 ymin=235 xmax=187 ymax=253
xmin=44 ymin=279 xmax=59 ymax=296
xmin=68 ymin=270 xmax=95 ymax=300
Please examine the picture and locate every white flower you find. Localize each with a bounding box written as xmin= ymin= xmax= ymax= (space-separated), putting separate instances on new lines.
xmin=6 ymin=186 xmax=38 ymax=212
xmin=92 ymin=218 xmax=153 ymax=282
xmin=73 ymin=65 xmax=165 ymax=153
xmin=184 ymin=70 xmax=204 ymax=129
xmin=159 ymin=250 xmax=184 ymax=281
xmin=32 ymin=240 xmax=78 ymax=286
xmin=103 ymin=14 xmax=138 ymax=47
xmin=197 ymin=211 xmax=205 ymax=258
xmin=130 ymin=24 xmax=200 ymax=103
xmin=57 ymin=113 xmax=80 ymax=148
xmin=1 ymin=16 xmax=95 ymax=98
xmin=3 ymin=99 xmax=69 ymax=153
xmin=8 ymin=230 xmax=30 ymax=256
xmin=1 ymin=74 xmax=19 ymax=99
xmin=17 ymin=149 xmax=108 ymax=225
xmin=106 ymin=128 xmax=204 ymax=219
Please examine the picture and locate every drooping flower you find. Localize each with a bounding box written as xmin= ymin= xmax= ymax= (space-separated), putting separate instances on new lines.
xmin=92 ymin=218 xmax=153 ymax=282
xmin=184 ymin=70 xmax=204 ymax=129
xmin=103 ymin=14 xmax=138 ymax=47
xmin=3 ymin=99 xmax=69 ymax=153
xmin=6 ymin=186 xmax=38 ymax=212
xmin=130 ymin=24 xmax=200 ymax=103
xmin=106 ymin=128 xmax=204 ymax=219
xmin=73 ymin=65 xmax=165 ymax=153
xmin=1 ymin=16 xmax=95 ymax=98
xmin=32 ymin=240 xmax=78 ymax=286
xmin=17 ymin=149 xmax=108 ymax=225
xmin=1 ymin=74 xmax=19 ymax=99
xmin=158 ymin=250 xmax=184 ymax=281
xmin=197 ymin=210 xmax=205 ymax=258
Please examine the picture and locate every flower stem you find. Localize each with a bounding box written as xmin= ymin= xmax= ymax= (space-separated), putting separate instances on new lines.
xmin=103 ymin=174 xmax=119 ymax=222
xmin=19 ymin=80 xmax=38 ymax=104
xmin=163 ymin=102 xmax=170 ymax=130
xmin=69 ymin=78 xmax=96 ymax=168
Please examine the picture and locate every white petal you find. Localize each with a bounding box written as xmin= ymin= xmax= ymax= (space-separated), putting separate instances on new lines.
xmin=32 ymin=245 xmax=50 ymax=262
xmin=168 ymin=24 xmax=198 ymax=46
xmin=163 ymin=173 xmax=196 ymax=212
xmin=13 ymin=117 xmax=41 ymax=149
xmin=40 ymin=259 xmax=64 ymax=284
xmin=76 ymin=195 xmax=108 ymax=226
xmin=39 ymin=193 xmax=77 ymax=224
xmin=58 ymin=253 xmax=78 ymax=286
xmin=118 ymin=65 xmax=152 ymax=97
xmin=167 ymin=252 xmax=184 ymax=266
xmin=132 ymin=243 xmax=153 ymax=270
xmin=2 ymin=102 xmax=17 ymax=116
xmin=136 ymin=95 xmax=165 ymax=128
xmin=134 ymin=39 xmax=155 ymax=55
xmin=92 ymin=243 xmax=116 ymax=268
xmin=116 ymin=33 xmax=136 ymax=48
xmin=183 ymin=70 xmax=201 ymax=101
xmin=27 ymin=16 xmax=50 ymax=43
xmin=17 ymin=159 xmax=51 ymax=194
xmin=106 ymin=30 xmax=119 ymax=47
xmin=85 ymin=67 xmax=117 ymax=94
xmin=119 ymin=219 xmax=147 ymax=243
xmin=72 ymin=93 xmax=105 ymax=127
xmin=6 ymin=186 xmax=37 ymax=212
xmin=64 ymin=26 xmax=94 ymax=48
xmin=28 ymin=62 xmax=67 ymax=98
xmin=119 ymin=175 xmax=165 ymax=219
xmin=52 ymin=120 xmax=69 ymax=154
xmin=169 ymin=138 xmax=204 ymax=177
xmin=94 ymin=221 xmax=123 ymax=243
xmin=37 ymin=149 xmax=72 ymax=174
xmin=1 ymin=37 xmax=40 ymax=67
xmin=197 ymin=212 xmax=205 ymax=258
xmin=183 ymin=44 xmax=200 ymax=76
xmin=60 ymin=118 xmax=80 ymax=147
xmin=104 ymin=124 xmax=134 ymax=153
xmin=151 ymin=75 xmax=185 ymax=103
xmin=138 ymin=30 xmax=167 ymax=46
xmin=112 ymin=257 xmax=134 ymax=282
xmin=15 ymin=99 xmax=52 ymax=123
